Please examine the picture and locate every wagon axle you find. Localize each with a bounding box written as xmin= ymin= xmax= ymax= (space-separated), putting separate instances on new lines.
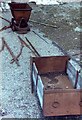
xmin=11 ymin=17 xmax=30 ymax=34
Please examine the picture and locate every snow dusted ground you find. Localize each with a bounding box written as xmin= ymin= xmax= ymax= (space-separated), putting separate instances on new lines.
xmin=0 ymin=0 xmax=82 ymax=12
xmin=29 ymin=0 xmax=82 ymax=5
xmin=0 ymin=0 xmax=81 ymax=5
xmin=0 ymin=11 xmax=63 ymax=119
xmin=0 ymin=2 xmax=82 ymax=119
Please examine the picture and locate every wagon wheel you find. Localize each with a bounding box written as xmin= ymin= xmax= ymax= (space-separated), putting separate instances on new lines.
xmin=11 ymin=18 xmax=16 ymax=31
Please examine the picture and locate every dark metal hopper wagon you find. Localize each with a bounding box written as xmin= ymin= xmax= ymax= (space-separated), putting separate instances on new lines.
xmin=31 ymin=56 xmax=82 ymax=117
xmin=8 ymin=2 xmax=32 ymax=34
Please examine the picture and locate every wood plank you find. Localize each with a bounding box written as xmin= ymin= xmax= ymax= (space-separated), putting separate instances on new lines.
xmin=43 ymin=90 xmax=82 ymax=116
xmin=41 ymin=74 xmax=73 ymax=90
xmin=32 ymin=56 xmax=69 ymax=74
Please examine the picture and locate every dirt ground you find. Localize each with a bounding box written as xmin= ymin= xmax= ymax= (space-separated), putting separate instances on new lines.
xmin=29 ymin=2 xmax=81 ymax=50
xmin=29 ymin=1 xmax=82 ymax=62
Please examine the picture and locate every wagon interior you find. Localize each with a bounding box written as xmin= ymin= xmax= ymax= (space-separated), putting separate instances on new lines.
xmin=31 ymin=56 xmax=82 ymax=116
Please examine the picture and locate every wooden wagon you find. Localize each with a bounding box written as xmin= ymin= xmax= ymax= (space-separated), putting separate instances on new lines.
xmin=31 ymin=56 xmax=82 ymax=117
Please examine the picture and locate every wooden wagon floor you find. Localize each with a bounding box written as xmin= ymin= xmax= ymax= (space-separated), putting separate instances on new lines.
xmin=41 ymin=74 xmax=73 ymax=90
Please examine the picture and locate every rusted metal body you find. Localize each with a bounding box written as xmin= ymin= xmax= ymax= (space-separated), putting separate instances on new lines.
xmin=8 ymin=2 xmax=32 ymax=34
xmin=31 ymin=56 xmax=82 ymax=117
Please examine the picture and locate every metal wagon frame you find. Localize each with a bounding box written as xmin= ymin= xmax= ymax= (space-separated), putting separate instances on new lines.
xmin=8 ymin=2 xmax=32 ymax=33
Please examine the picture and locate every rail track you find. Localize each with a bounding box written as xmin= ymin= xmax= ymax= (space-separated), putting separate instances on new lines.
xmin=0 ymin=15 xmax=81 ymax=67
xmin=0 ymin=33 xmax=81 ymax=69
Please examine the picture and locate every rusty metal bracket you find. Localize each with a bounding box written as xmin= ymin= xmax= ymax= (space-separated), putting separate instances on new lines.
xmin=30 ymin=57 xmax=34 ymax=93
xmin=1 ymin=37 xmax=20 ymax=66
xmin=0 ymin=25 xmax=11 ymax=32
xmin=0 ymin=16 xmax=11 ymax=32
xmin=10 ymin=40 xmax=24 ymax=64
xmin=74 ymin=70 xmax=80 ymax=89
xmin=36 ymin=73 xmax=39 ymax=93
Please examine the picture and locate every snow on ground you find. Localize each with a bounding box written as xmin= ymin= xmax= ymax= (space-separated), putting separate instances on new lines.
xmin=1 ymin=0 xmax=81 ymax=4
xmin=0 ymin=11 xmax=63 ymax=118
xmin=29 ymin=0 xmax=82 ymax=5
xmin=0 ymin=2 xmax=82 ymax=119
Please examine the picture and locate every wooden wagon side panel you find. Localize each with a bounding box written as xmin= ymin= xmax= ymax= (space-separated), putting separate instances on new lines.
xmin=32 ymin=56 xmax=69 ymax=74
xmin=43 ymin=90 xmax=82 ymax=116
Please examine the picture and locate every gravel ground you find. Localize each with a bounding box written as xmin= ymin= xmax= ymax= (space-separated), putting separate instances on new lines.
xmin=0 ymin=11 xmax=63 ymax=119
xmin=29 ymin=2 xmax=82 ymax=65
xmin=0 ymin=2 xmax=82 ymax=120
xmin=29 ymin=2 xmax=81 ymax=51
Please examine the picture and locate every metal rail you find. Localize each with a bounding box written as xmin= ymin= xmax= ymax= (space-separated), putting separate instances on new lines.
xmin=18 ymin=36 xmax=40 ymax=57
xmin=25 ymin=37 xmax=41 ymax=57
xmin=30 ymin=20 xmax=58 ymax=28
xmin=52 ymin=41 xmax=82 ymax=68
